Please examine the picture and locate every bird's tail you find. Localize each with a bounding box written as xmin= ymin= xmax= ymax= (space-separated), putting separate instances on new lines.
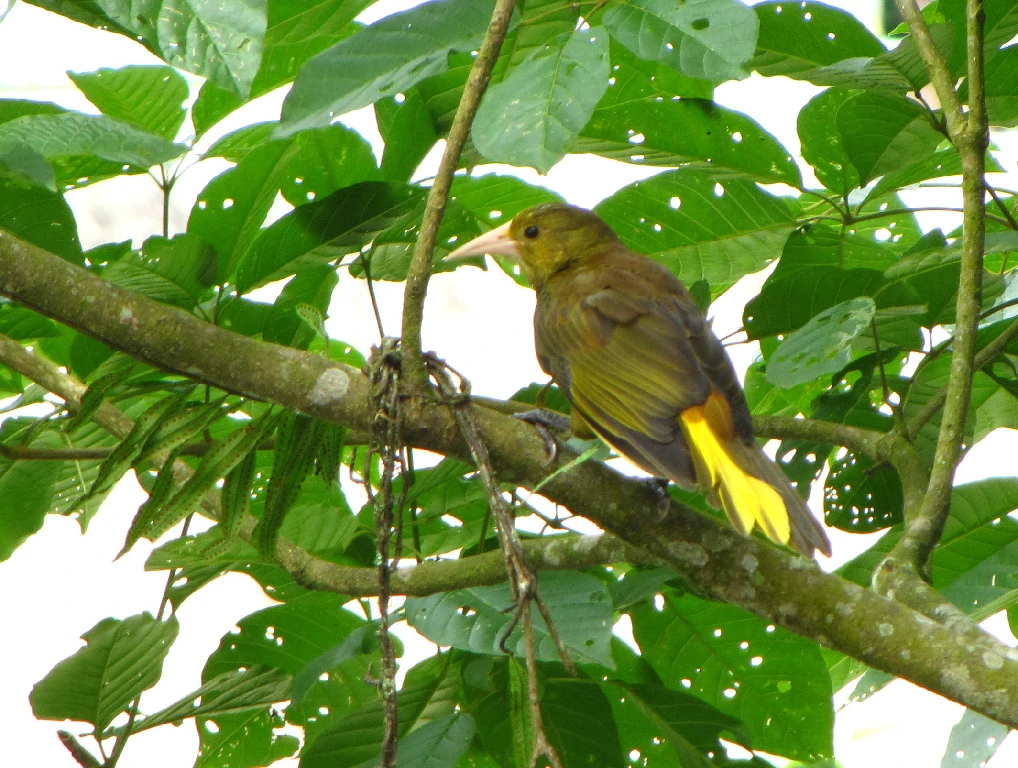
xmin=679 ymin=393 xmax=831 ymax=557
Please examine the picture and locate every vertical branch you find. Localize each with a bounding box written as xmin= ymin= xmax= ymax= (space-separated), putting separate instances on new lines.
xmin=889 ymin=0 xmax=988 ymax=576
xmin=400 ymin=0 xmax=517 ymax=389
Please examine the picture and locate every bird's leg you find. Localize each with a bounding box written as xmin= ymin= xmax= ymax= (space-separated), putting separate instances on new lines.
xmin=644 ymin=477 xmax=672 ymax=519
xmin=514 ymin=409 xmax=570 ymax=463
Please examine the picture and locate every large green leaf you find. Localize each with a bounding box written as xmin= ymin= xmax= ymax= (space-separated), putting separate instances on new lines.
xmin=278 ymin=123 xmax=381 ymax=207
xmin=278 ymin=0 xmax=494 ymax=137
xmin=250 ymin=0 xmax=369 ymax=97
xmin=0 ymin=421 xmax=63 ymax=561
xmin=797 ymin=86 xmax=860 ymax=195
xmin=195 ymin=708 xmax=299 ymax=768
xmin=473 ymin=27 xmax=610 ymax=174
xmin=157 ymin=0 xmax=268 ymax=98
xmin=68 ymin=65 xmax=189 ymax=140
xmin=406 ymin=570 xmax=614 ymax=667
xmin=752 ymin=1 xmax=885 ymax=81
xmin=574 ymin=44 xmax=801 ymax=185
xmin=836 ymin=90 xmax=943 ymax=186
xmin=0 ymin=112 xmax=185 ymax=188
xmin=30 ymin=613 xmax=178 ymax=731
xmin=375 ymin=89 xmax=439 ymax=182
xmin=595 ymin=169 xmax=795 ymax=290
xmin=941 ymin=708 xmax=1009 ymax=768
xmin=631 ymin=591 xmax=833 ymax=761
xmin=981 ymin=46 xmax=1018 ymax=127
xmin=767 ymin=297 xmax=876 ymax=388
xmin=603 ymin=0 xmax=759 ymax=81
xmin=236 ymin=181 xmax=418 ymax=291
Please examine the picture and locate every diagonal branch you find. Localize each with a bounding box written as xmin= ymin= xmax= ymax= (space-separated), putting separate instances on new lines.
xmin=888 ymin=0 xmax=989 ymax=578
xmin=399 ymin=0 xmax=517 ymax=388
xmin=4 ymin=232 xmax=1018 ymax=725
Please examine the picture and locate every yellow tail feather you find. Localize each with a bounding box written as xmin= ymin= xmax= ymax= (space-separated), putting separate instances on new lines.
xmin=679 ymin=407 xmax=791 ymax=547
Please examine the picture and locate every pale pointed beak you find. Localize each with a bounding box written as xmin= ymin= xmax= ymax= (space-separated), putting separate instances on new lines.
xmin=444 ymin=221 xmax=518 ymax=261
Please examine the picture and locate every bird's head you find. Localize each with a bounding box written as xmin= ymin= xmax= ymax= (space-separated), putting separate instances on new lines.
xmin=445 ymin=202 xmax=620 ymax=288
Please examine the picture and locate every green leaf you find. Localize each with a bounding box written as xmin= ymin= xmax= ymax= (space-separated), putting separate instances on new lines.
xmin=941 ymin=708 xmax=1009 ymax=768
xmin=375 ymin=89 xmax=439 ymax=182
xmin=0 ymin=143 xmax=57 ymax=190
xmin=236 ymin=181 xmax=419 ymax=292
xmin=278 ymin=0 xmax=495 ymax=137
xmin=574 ymin=43 xmax=801 ymax=185
xmin=189 ymin=138 xmax=301 ymax=284
xmin=0 ymin=178 xmax=83 ymax=263
xmin=982 ymin=47 xmax=1018 ymax=127
xmin=300 ymin=653 xmax=461 ymax=767
xmin=595 ymin=169 xmax=795 ymax=291
xmin=278 ymin=123 xmax=381 ymax=207
xmin=251 ymin=0 xmax=368 ymax=97
xmin=0 ymin=112 xmax=186 ymax=188
xmin=0 ymin=422 xmax=62 ymax=562
xmin=30 ymin=613 xmax=178 ymax=731
xmin=631 ymin=591 xmax=833 ymax=761
xmin=603 ymin=0 xmax=759 ymax=81
xmin=0 ymin=305 xmax=59 ymax=340
xmin=157 ymin=0 xmax=268 ymax=98
xmin=835 ymin=91 xmax=943 ymax=186
xmin=824 ymin=452 xmax=903 ymax=533
xmin=102 ymin=233 xmax=217 ymax=308
xmin=195 ymin=708 xmax=299 ymax=768
xmin=407 ymin=570 xmax=614 ymax=667
xmin=473 ymin=27 xmax=610 ymax=174
xmin=68 ymin=65 xmax=189 ymax=140
xmin=497 ymin=0 xmax=582 ymax=76
xmin=127 ymin=666 xmax=291 ymax=734
xmin=767 ymin=298 xmax=876 ymax=388
xmin=393 ymin=713 xmax=476 ymax=768
xmin=752 ymin=1 xmax=885 ymax=80
xmin=797 ymin=86 xmax=860 ymax=195
xmin=263 ymin=265 xmax=338 ymax=348
xmin=192 ymin=80 xmax=244 ymax=137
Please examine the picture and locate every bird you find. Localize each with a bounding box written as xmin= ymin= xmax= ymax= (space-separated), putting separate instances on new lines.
xmin=445 ymin=201 xmax=832 ymax=558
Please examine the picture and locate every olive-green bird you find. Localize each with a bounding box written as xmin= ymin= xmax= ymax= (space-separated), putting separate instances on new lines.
xmin=446 ymin=202 xmax=831 ymax=558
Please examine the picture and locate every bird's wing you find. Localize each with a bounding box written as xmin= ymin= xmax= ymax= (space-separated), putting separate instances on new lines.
xmin=536 ymin=272 xmax=720 ymax=484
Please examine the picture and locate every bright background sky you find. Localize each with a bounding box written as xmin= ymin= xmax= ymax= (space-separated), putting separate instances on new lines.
xmin=2 ymin=0 xmax=1018 ymax=765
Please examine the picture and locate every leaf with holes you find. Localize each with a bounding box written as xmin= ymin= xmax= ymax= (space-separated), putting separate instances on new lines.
xmin=236 ymin=181 xmax=419 ymax=292
xmin=941 ymin=708 xmax=1010 ymax=768
xmin=767 ymin=298 xmax=875 ymax=389
xmin=575 ymin=43 xmax=801 ymax=185
xmin=752 ymin=1 xmax=885 ymax=81
xmin=157 ymin=0 xmax=267 ymax=98
xmin=824 ymin=451 xmax=903 ymax=533
xmin=195 ymin=708 xmax=299 ymax=768
xmin=630 ymin=590 xmax=833 ymax=761
xmin=188 ymin=138 xmax=301 ymax=284
xmin=300 ymin=653 xmax=463 ymax=767
xmin=473 ymin=27 xmax=610 ymax=174
xmin=375 ymin=89 xmax=439 ymax=182
xmin=836 ymin=90 xmax=943 ymax=186
xmin=604 ymin=0 xmax=759 ymax=81
xmin=278 ymin=0 xmax=495 ymax=137
xmin=407 ymin=570 xmax=614 ymax=667
xmin=279 ymin=123 xmax=381 ymax=207
xmin=68 ymin=65 xmax=189 ymax=140
xmin=596 ymin=169 xmax=794 ymax=291
xmin=30 ymin=613 xmax=178 ymax=731
xmin=797 ymin=86 xmax=860 ymax=195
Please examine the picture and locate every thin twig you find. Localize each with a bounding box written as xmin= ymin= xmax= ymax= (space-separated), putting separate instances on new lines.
xmin=399 ymin=0 xmax=517 ymax=388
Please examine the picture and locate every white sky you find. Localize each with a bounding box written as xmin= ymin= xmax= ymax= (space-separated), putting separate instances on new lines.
xmin=2 ymin=0 xmax=1018 ymax=765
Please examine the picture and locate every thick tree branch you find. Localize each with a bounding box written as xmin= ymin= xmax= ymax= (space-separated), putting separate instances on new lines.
xmin=399 ymin=0 xmax=516 ymax=388
xmin=3 ymin=232 xmax=1018 ymax=725
xmin=889 ymin=0 xmax=989 ymax=577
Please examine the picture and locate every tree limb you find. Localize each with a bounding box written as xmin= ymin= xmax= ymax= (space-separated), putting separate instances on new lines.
xmin=4 ymin=232 xmax=1018 ymax=725
xmin=889 ymin=0 xmax=989 ymax=577
xmin=399 ymin=0 xmax=516 ymax=388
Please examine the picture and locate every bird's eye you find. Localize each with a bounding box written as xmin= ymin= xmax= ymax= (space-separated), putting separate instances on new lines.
xmin=524 ymin=225 xmax=540 ymax=239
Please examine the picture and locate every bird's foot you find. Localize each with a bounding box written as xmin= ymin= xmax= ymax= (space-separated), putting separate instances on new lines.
xmin=644 ymin=477 xmax=671 ymax=519
xmin=515 ymin=409 xmax=570 ymax=464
